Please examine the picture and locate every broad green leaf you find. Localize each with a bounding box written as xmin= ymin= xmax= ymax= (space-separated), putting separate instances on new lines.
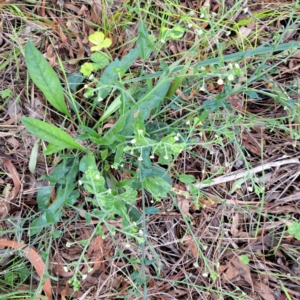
xmin=67 ymin=72 xmax=84 ymax=92
xmin=91 ymin=52 xmax=110 ymax=69
xmin=0 ymin=88 xmax=12 ymax=99
xmin=179 ymin=174 xmax=196 ymax=184
xmin=170 ymin=25 xmax=185 ymax=39
xmin=21 ymin=117 xmax=85 ymax=151
xmin=288 ymin=222 xmax=300 ymax=240
xmin=230 ymin=177 xmax=247 ymax=194
xmin=137 ymin=21 xmax=154 ymax=59
xmin=166 ymin=59 xmax=191 ymax=99
xmin=105 ymin=78 xmax=170 ymax=139
xmin=44 ymin=143 xmax=66 ymax=155
xmin=96 ymin=48 xmax=139 ymax=100
xmin=37 ymin=186 xmax=53 ymax=211
xmin=89 ymin=32 xmax=112 ymax=51
xmin=25 ymin=40 xmax=69 ymax=116
xmin=239 ymin=255 xmax=250 ymax=265
xmin=79 ymin=153 xmax=97 ymax=172
xmin=80 ymin=62 xmax=94 ymax=76
xmin=144 ymin=175 xmax=172 ymax=200
xmin=99 ymin=94 xmax=121 ymax=122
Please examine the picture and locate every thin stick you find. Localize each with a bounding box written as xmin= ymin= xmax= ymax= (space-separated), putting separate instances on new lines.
xmin=194 ymin=157 xmax=300 ymax=189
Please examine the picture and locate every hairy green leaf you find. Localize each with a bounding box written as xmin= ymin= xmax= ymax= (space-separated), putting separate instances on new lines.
xmin=97 ymin=49 xmax=139 ymax=100
xmin=25 ymin=40 xmax=69 ymax=116
xmin=21 ymin=117 xmax=85 ymax=152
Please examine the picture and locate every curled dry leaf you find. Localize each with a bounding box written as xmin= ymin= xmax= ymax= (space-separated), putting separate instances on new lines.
xmin=173 ymin=187 xmax=192 ymax=217
xmin=237 ymin=26 xmax=252 ymax=44
xmin=182 ymin=235 xmax=198 ymax=258
xmin=44 ymin=44 xmax=57 ymax=67
xmin=253 ymin=278 xmax=275 ymax=300
xmin=0 ymin=159 xmax=21 ymax=218
xmin=231 ymin=213 xmax=240 ymax=237
xmin=0 ymin=240 xmax=52 ymax=299
xmin=178 ymin=197 xmax=192 ymax=217
xmin=86 ymin=236 xmax=104 ymax=275
xmin=231 ymin=256 xmax=254 ymax=293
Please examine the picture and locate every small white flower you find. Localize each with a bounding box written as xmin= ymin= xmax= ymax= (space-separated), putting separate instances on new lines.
xmin=215 ymin=134 xmax=218 ymax=138
xmin=228 ymin=74 xmax=234 ymax=81
xmin=139 ymin=229 xmax=143 ymax=235
xmin=164 ymin=155 xmax=169 ymax=160
xmin=234 ymin=63 xmax=240 ymax=69
xmin=200 ymin=86 xmax=206 ymax=92
xmin=150 ymin=154 xmax=155 ymax=159
xmin=188 ymin=23 xmax=193 ymax=28
xmin=138 ymin=156 xmax=143 ymax=161
xmin=226 ymin=31 xmax=231 ymax=36
xmin=217 ymin=78 xmax=224 ymax=85
xmin=228 ymin=63 xmax=233 ymax=69
xmin=82 ymin=274 xmax=87 ymax=280
xmin=211 ymin=12 xmax=217 ymax=17
xmin=97 ymin=97 xmax=103 ymax=102
xmin=63 ymin=266 xmax=68 ymax=272
xmin=202 ymin=273 xmax=208 ymax=277
xmin=200 ymin=13 xmax=204 ymax=18
xmin=138 ymin=129 xmax=143 ymax=134
xmin=161 ymin=39 xmax=166 ymax=44
xmin=195 ymin=29 xmax=203 ymax=35
xmin=131 ymin=139 xmax=136 ymax=144
xmin=243 ymin=7 xmax=249 ymax=14
xmin=174 ymin=136 xmax=179 ymax=141
xmin=247 ymin=186 xmax=253 ymax=192
xmin=125 ymin=243 xmax=131 ymax=248
xmin=78 ymin=180 xmax=82 ymax=186
xmin=200 ymin=67 xmax=206 ymax=71
xmin=89 ymin=74 xmax=94 ymax=80
xmin=186 ymin=120 xmax=190 ymax=125
xmin=66 ymin=242 xmax=71 ymax=248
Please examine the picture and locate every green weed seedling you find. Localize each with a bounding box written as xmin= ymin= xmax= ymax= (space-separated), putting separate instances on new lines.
xmin=21 ymin=16 xmax=300 ymax=292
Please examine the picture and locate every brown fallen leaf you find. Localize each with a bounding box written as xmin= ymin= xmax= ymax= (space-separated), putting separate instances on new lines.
xmin=253 ymin=278 xmax=275 ymax=300
xmin=231 ymin=256 xmax=254 ymax=293
xmin=231 ymin=213 xmax=240 ymax=237
xmin=173 ymin=187 xmax=192 ymax=217
xmin=86 ymin=235 xmax=104 ymax=275
xmin=182 ymin=235 xmax=198 ymax=258
xmin=0 ymin=240 xmax=52 ymax=299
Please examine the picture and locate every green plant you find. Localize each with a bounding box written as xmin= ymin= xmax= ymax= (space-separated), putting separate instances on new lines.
xmin=20 ymin=11 xmax=300 ymax=296
xmin=287 ymin=221 xmax=300 ymax=240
